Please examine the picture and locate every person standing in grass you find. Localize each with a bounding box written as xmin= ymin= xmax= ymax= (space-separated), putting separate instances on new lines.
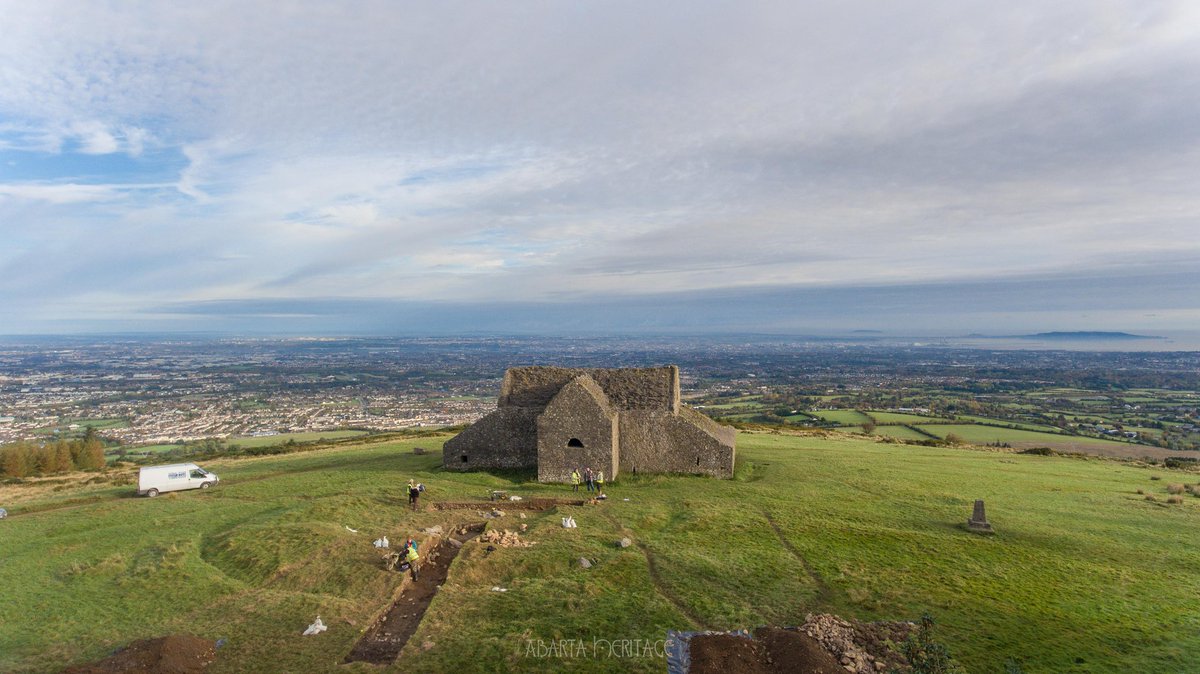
xmin=408 ymin=479 xmax=420 ymax=510
xmin=585 ymin=467 xmax=595 ymax=493
xmin=596 ymin=470 xmax=605 ymax=494
xmin=570 ymin=468 xmax=581 ymax=492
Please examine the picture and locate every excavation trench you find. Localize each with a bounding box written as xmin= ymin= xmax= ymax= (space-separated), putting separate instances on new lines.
xmin=433 ymin=497 xmax=587 ymax=511
xmin=344 ymin=523 xmax=485 ymax=665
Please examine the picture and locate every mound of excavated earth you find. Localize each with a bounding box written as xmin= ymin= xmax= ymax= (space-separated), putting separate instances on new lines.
xmin=688 ymin=628 xmax=844 ymax=674
xmin=688 ymin=615 xmax=916 ymax=674
xmin=61 ymin=634 xmax=217 ymax=674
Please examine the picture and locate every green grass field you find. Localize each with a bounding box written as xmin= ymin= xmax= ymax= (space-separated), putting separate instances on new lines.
xmin=119 ymin=431 xmax=371 ymax=455
xmin=952 ymin=415 xmax=1063 ymax=433
xmin=813 ymin=410 xmax=874 ymax=425
xmin=918 ymin=424 xmax=1128 ymax=448
xmin=126 ymin=443 xmax=187 ymax=454
xmin=229 ymin=430 xmax=369 ymax=448
xmin=868 ymin=425 xmax=933 ymax=441
xmin=2 ymin=434 xmax=1198 ymax=673
xmin=33 ymin=418 xmax=129 ymax=435
xmin=66 ymin=418 xmax=130 ymax=429
xmin=865 ymin=411 xmax=954 ymax=424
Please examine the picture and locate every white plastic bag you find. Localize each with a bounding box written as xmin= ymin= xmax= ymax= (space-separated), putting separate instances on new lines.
xmin=561 ymin=516 xmax=577 ymax=529
xmin=303 ymin=616 xmax=327 ymax=635
xmin=373 ymin=536 xmax=389 ymax=548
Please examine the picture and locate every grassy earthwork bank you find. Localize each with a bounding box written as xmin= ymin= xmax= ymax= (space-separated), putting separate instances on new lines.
xmin=1 ymin=433 xmax=1198 ymax=673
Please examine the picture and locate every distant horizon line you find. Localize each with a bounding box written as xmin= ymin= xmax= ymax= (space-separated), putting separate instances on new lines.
xmin=0 ymin=328 xmax=1189 ymax=341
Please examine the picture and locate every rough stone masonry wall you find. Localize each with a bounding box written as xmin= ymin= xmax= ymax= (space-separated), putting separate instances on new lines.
xmin=536 ymin=377 xmax=620 ymax=482
xmin=500 ymin=366 xmax=678 ymax=412
xmin=442 ymin=407 xmax=538 ymax=471
xmin=617 ymin=408 xmax=735 ymax=478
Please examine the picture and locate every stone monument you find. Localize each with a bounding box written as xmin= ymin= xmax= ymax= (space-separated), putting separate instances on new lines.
xmin=967 ymin=499 xmax=993 ymax=533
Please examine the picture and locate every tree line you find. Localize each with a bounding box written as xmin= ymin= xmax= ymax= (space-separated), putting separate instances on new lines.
xmin=0 ymin=428 xmax=107 ymax=478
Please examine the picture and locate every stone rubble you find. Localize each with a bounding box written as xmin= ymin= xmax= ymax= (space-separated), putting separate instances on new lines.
xmin=801 ymin=613 xmax=902 ymax=674
xmin=477 ymin=529 xmax=536 ymax=548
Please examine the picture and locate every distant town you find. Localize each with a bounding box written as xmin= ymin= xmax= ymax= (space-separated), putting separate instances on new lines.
xmin=1 ymin=335 xmax=1198 ymax=456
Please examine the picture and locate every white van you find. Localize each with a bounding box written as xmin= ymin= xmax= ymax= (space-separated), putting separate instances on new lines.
xmin=138 ymin=463 xmax=220 ymax=497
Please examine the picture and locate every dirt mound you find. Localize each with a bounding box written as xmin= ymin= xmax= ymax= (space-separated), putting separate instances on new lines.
xmin=62 ymin=635 xmax=217 ymax=674
xmin=688 ymin=628 xmax=844 ymax=674
xmin=477 ymin=528 xmax=536 ymax=548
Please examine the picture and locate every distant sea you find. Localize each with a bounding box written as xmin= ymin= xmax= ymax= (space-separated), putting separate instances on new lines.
xmin=938 ymin=330 xmax=1200 ymax=352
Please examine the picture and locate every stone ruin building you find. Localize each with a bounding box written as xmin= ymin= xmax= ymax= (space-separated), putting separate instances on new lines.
xmin=443 ymin=365 xmax=735 ymax=482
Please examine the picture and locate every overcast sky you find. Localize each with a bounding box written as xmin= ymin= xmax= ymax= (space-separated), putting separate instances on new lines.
xmin=1 ymin=1 xmax=1198 ymax=335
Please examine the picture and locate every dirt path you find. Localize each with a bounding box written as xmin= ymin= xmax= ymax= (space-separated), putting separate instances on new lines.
xmin=343 ymin=523 xmax=484 ymax=665
xmin=600 ymin=510 xmax=708 ymax=629
xmin=762 ymin=509 xmax=834 ymax=606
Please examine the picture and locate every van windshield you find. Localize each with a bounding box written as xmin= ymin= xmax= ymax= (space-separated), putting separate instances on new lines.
xmin=189 ymin=469 xmax=207 ymax=478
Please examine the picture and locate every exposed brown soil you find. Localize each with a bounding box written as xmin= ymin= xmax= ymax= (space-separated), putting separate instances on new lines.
xmin=343 ymin=523 xmax=484 ymax=665
xmin=688 ymin=628 xmax=844 ymax=674
xmin=432 ymin=498 xmax=587 ymax=511
xmin=61 ymin=635 xmax=216 ymax=674
xmin=847 ymin=618 xmax=914 ymax=669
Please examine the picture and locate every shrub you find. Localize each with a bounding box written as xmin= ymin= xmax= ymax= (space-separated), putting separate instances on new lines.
xmin=1020 ymin=447 xmax=1054 ymax=456
xmin=1166 ymin=496 xmax=1183 ymax=504
xmin=1144 ymin=494 xmax=1157 ymax=502
xmin=943 ymin=433 xmax=965 ymax=445
xmin=1136 ymin=489 xmax=1144 ymax=495
xmin=900 ymin=613 xmax=964 ymax=674
xmin=1150 ymin=475 xmax=1161 ymax=481
xmin=1167 ymin=484 xmax=1185 ymax=494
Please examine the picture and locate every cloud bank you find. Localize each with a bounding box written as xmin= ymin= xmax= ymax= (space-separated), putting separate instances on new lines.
xmin=1 ymin=1 xmax=1197 ymax=334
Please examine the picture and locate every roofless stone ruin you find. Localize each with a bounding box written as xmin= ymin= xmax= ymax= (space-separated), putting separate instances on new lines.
xmin=444 ymin=365 xmax=736 ymax=481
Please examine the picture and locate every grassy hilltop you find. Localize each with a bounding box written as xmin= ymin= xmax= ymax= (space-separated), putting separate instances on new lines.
xmin=1 ymin=433 xmax=1198 ymax=673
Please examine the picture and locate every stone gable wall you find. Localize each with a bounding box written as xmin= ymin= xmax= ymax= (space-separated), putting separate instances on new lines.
xmin=500 ymin=366 xmax=678 ymax=412
xmin=536 ymin=376 xmax=619 ymax=482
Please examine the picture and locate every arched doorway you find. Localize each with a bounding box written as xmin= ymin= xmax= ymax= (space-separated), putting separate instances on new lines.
xmin=567 ymin=438 xmax=584 ymax=448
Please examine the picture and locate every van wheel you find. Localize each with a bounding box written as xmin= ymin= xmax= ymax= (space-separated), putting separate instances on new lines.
xmin=200 ymin=482 xmax=211 ymax=490
xmin=147 ymin=489 xmax=159 ymax=498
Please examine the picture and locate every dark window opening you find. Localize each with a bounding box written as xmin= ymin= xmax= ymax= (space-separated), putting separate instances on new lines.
xmin=567 ymin=438 xmax=584 ymax=448
xmin=696 ymin=456 xmax=701 ymax=466
xmin=461 ymin=454 xmax=469 ymax=463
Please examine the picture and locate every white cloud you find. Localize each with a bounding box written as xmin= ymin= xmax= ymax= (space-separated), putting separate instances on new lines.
xmin=0 ymin=182 xmax=121 ymax=204
xmin=70 ymin=121 xmax=120 ymax=154
xmin=0 ymin=1 xmax=1198 ymax=330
